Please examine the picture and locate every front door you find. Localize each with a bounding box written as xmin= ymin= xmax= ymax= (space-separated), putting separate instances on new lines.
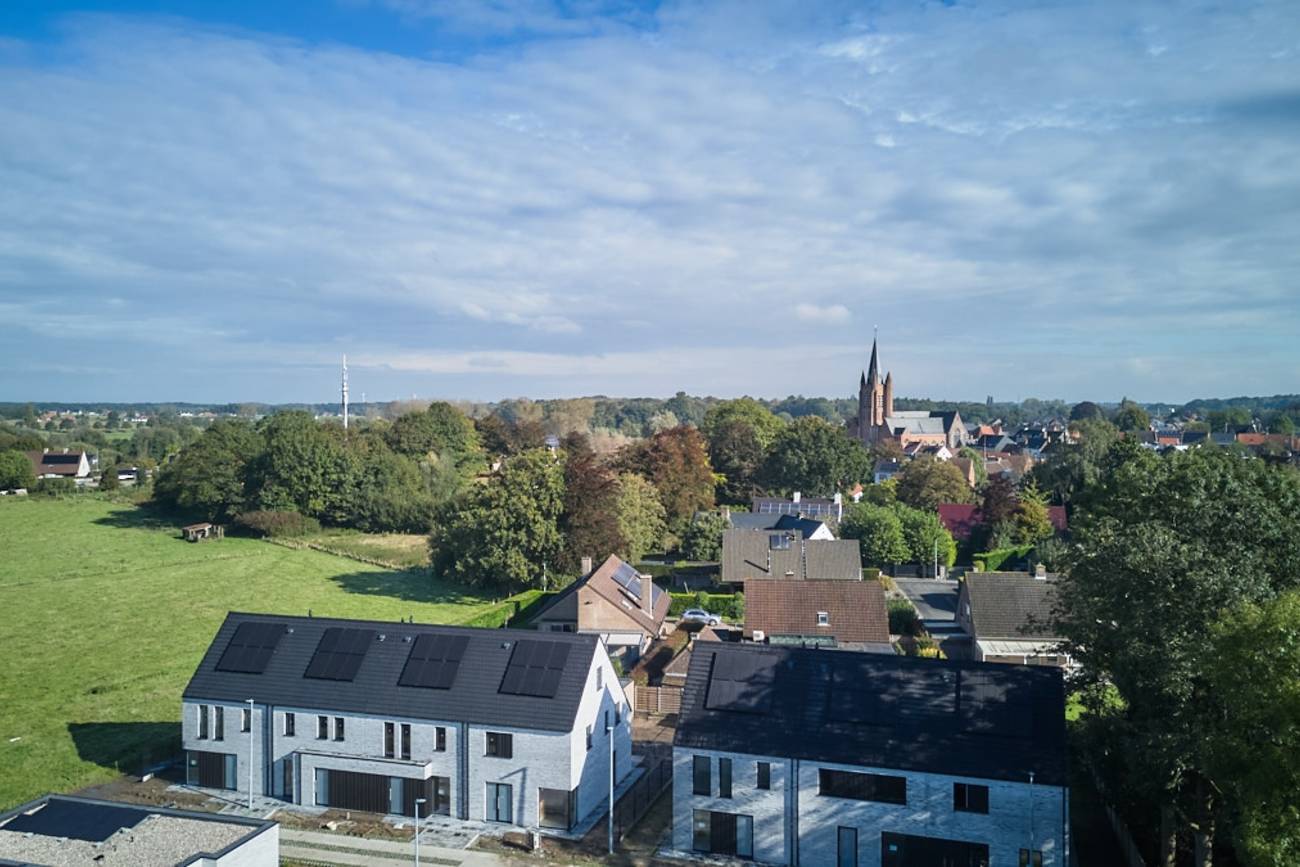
xmin=838 ymin=827 xmax=858 ymax=867
xmin=486 ymin=782 xmax=513 ymax=823
xmin=710 ymin=811 xmax=738 ymax=856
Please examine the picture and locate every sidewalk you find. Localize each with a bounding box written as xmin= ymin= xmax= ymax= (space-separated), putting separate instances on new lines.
xmin=282 ymin=828 xmax=505 ymax=866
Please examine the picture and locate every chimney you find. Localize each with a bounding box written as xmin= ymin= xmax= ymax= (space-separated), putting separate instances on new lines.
xmin=638 ymin=573 xmax=653 ymax=613
xmin=1034 ymin=563 xmax=1047 ymax=580
xmin=792 ymin=491 xmax=801 ymax=504
xmin=581 ymin=556 xmax=593 ymax=576
xmin=721 ymin=506 xmax=730 ymax=521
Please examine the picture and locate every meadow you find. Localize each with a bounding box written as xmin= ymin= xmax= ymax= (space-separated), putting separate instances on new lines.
xmin=0 ymin=496 xmax=497 ymax=810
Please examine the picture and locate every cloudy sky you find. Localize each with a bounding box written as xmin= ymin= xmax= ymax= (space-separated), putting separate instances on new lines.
xmin=1 ymin=0 xmax=1298 ymax=405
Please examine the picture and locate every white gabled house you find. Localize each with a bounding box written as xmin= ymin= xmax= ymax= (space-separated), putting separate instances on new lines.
xmin=671 ymin=643 xmax=1068 ymax=866
xmin=182 ymin=612 xmax=632 ymax=831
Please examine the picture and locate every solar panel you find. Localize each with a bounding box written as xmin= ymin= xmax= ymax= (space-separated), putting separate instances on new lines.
xmin=398 ymin=633 xmax=469 ymax=689
xmin=609 ymin=560 xmax=660 ymax=608
xmin=704 ymin=649 xmax=778 ymax=714
xmin=1 ymin=799 xmax=147 ymax=843
xmin=304 ymin=627 xmax=376 ymax=682
xmin=827 ymin=659 xmax=957 ymax=725
xmin=498 ymin=639 xmax=572 ymax=698
xmin=958 ymin=669 xmax=1034 ymax=738
xmin=216 ymin=621 xmax=287 ymax=674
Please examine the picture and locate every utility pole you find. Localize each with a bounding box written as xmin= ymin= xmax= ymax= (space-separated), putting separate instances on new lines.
xmin=246 ymin=699 xmax=255 ymax=810
xmin=933 ymin=537 xmax=938 ymax=580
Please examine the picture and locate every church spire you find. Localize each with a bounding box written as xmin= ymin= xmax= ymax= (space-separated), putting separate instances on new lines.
xmin=866 ymin=328 xmax=880 ymax=385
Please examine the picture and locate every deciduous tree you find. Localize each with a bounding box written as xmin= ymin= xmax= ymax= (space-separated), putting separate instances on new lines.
xmin=0 ymin=449 xmax=35 ymax=490
xmin=759 ymin=416 xmax=870 ymax=497
xmin=895 ymin=455 xmax=974 ymax=512
xmin=841 ymin=502 xmax=909 ymax=568
xmin=614 ymin=472 xmax=666 ymax=563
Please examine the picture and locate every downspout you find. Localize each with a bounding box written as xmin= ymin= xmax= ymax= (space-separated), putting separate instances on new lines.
xmin=458 ymin=723 xmax=471 ymax=820
xmin=789 ymin=758 xmax=799 ymax=866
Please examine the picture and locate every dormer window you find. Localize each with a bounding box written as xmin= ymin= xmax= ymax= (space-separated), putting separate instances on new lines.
xmin=769 ymin=534 xmax=791 ymax=550
xmin=817 ymin=611 xmax=830 ymax=626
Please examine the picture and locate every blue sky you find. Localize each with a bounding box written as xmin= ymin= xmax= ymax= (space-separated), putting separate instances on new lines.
xmin=1 ymin=1 xmax=1298 ymax=405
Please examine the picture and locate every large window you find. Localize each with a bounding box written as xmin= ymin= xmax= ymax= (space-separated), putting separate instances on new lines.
xmin=486 ymin=782 xmax=513 ymax=823
xmin=954 ymin=783 xmax=989 ymax=814
xmin=719 ymin=758 xmax=732 ymax=798
xmin=756 ymin=762 xmax=771 ymax=790
xmin=486 ymin=732 xmax=513 ymax=758
xmin=692 ymin=810 xmax=753 ymax=858
xmin=198 ymin=705 xmax=209 ymax=740
xmin=384 ymin=722 xmax=395 ymax=757
xmin=539 ymin=786 xmax=578 ymax=830
xmin=693 ymin=755 xmax=711 ymax=796
xmin=818 ymin=769 xmax=907 ymax=805
xmin=431 ymin=776 xmax=451 ymax=816
xmin=400 ymin=723 xmax=411 ymax=759
xmin=187 ymin=750 xmax=236 ymax=790
xmin=213 ymin=706 xmax=224 ymax=741
xmin=317 ymin=715 xmax=329 ymax=740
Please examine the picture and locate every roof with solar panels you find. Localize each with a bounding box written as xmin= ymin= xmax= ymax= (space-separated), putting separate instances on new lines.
xmin=183 ymin=612 xmax=601 ymax=731
xmin=673 ymin=642 xmax=1067 ymax=786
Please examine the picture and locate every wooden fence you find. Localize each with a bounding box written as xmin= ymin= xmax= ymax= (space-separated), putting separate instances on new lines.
xmin=611 ymin=757 xmax=672 ymax=842
xmin=634 ymin=685 xmax=681 ymax=716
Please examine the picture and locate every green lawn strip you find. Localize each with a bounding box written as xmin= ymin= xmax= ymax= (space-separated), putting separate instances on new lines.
xmin=0 ymin=497 xmax=496 ymax=810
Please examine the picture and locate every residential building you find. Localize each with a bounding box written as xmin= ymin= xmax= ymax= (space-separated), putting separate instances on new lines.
xmin=532 ymin=554 xmax=670 ymax=665
xmin=725 ymin=511 xmax=836 ymax=540
xmin=672 ymin=643 xmax=1068 ymax=866
xmin=957 ymin=570 xmax=1070 ymax=667
xmin=743 ymin=579 xmax=892 ymax=652
xmin=872 ymin=459 xmax=902 ymax=485
xmin=0 ymin=794 xmax=278 ymax=865
xmin=182 ymin=612 xmax=632 ymax=832
xmin=720 ymin=529 xmax=862 ymax=586
xmin=24 ymin=449 xmax=92 ymax=484
xmin=751 ymin=492 xmax=844 ymax=523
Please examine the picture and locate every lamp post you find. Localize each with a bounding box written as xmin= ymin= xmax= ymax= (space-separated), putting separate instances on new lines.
xmin=245 ymin=699 xmax=255 ymax=810
xmin=606 ymin=724 xmax=615 ymax=855
xmin=414 ymin=797 xmax=427 ymax=866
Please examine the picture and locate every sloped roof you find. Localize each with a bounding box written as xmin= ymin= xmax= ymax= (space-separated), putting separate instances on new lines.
xmin=25 ymin=450 xmax=88 ymax=476
xmin=743 ymin=579 xmax=888 ymax=644
xmin=674 ymin=643 xmax=1067 ymax=786
xmin=773 ymin=514 xmax=831 ymax=539
xmin=727 ymin=512 xmax=781 ymax=531
xmin=720 ymin=530 xmax=861 ymax=583
xmin=582 ymin=554 xmax=670 ymax=634
xmin=184 ymin=612 xmax=599 ymax=732
xmin=961 ymin=573 xmax=1061 ymax=640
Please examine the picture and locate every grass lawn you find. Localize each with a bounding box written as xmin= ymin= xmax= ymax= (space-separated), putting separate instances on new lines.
xmin=0 ymin=496 xmax=498 ymax=810
xmin=297 ymin=527 xmax=431 ymax=569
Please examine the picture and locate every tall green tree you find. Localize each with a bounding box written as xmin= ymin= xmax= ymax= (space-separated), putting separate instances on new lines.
xmin=841 ymin=502 xmax=909 ymax=568
xmin=154 ymin=419 xmax=264 ymax=520
xmin=614 ymin=472 xmax=667 ymax=563
xmin=759 ymin=416 xmax=871 ymax=496
xmin=1112 ymin=398 xmax=1151 ymax=433
xmin=1267 ymin=413 xmax=1295 ymax=435
xmin=385 ymin=402 xmax=481 ymax=466
xmin=429 ymin=449 xmax=565 ymax=592
xmin=704 ymin=398 xmax=784 ymax=504
xmin=1056 ymin=445 xmax=1300 ymax=865
xmin=559 ymin=435 xmax=625 ymax=572
xmin=1205 ymin=590 xmax=1300 ymax=867
xmin=617 ymin=426 xmax=714 ymax=534
xmin=894 ymin=455 xmax=974 ymax=512
xmin=896 ymin=505 xmax=957 ymax=569
xmin=1031 ymin=416 xmax=1121 ymax=505
xmin=0 ymin=450 xmax=35 ymax=490
xmin=681 ymin=511 xmax=728 ymax=561
xmin=250 ymin=412 xmax=353 ymax=522
xmin=1013 ymin=481 xmax=1054 ymax=544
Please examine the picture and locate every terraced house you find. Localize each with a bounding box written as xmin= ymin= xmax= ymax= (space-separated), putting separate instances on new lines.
xmin=672 ymin=643 xmax=1067 ymax=866
xmin=182 ymin=612 xmax=632 ymax=831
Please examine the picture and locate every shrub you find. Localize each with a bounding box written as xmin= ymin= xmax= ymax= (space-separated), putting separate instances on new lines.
xmin=887 ymin=598 xmax=920 ymax=636
xmin=972 ymin=544 xmax=1034 ymax=572
xmin=669 ymin=591 xmax=744 ymax=621
xmin=33 ymin=477 xmax=77 ymax=496
xmin=234 ymin=510 xmax=321 ymax=538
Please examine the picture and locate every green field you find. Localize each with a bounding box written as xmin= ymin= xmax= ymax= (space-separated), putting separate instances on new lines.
xmin=0 ymin=496 xmax=497 ymax=810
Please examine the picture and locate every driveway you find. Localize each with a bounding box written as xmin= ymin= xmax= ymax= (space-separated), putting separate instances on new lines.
xmin=893 ymin=577 xmax=960 ymax=622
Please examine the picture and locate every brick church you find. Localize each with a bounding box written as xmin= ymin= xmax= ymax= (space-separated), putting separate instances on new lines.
xmin=848 ymin=336 xmax=967 ymax=449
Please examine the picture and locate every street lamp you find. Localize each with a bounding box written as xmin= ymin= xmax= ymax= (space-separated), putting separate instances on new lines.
xmin=606 ymin=724 xmax=615 ymax=855
xmin=245 ymin=699 xmax=255 ymax=810
xmin=414 ymin=797 xmax=427 ymax=866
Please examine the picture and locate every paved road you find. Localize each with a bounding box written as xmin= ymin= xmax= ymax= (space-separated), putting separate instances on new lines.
xmin=893 ymin=577 xmax=960 ymax=622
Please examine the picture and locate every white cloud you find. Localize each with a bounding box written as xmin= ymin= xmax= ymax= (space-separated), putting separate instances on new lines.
xmin=795 ymin=303 xmax=851 ymax=324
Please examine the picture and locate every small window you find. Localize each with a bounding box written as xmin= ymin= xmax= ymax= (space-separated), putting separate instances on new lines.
xmin=954 ymin=782 xmax=989 ymax=814
xmin=604 ymin=709 xmax=610 ymax=731
xmin=693 ymin=755 xmax=711 ymax=796
xmin=486 ymin=731 xmax=512 ymax=758
xmin=615 ymin=704 xmax=622 ymax=725
xmin=384 ymin=722 xmax=395 ymax=757
xmin=435 ymin=726 xmax=446 ymax=752
xmin=719 ymin=758 xmax=732 ymax=798
xmin=317 ymin=715 xmax=328 ymax=740
xmin=334 ymin=717 xmax=345 ymax=742
xmin=400 ymin=723 xmax=411 ymax=760
xmin=817 ymin=611 xmax=830 ymax=626
xmin=586 ymin=725 xmax=593 ymax=751
xmin=241 ymin=708 xmax=251 ymax=733
xmin=596 ymin=666 xmax=603 ymax=691
xmin=284 ymin=712 xmax=295 ymax=737
xmin=756 ymin=761 xmax=771 ymax=790
xmin=769 ymin=534 xmax=790 ymax=550
xmin=213 ymin=706 xmax=224 ymax=741
xmin=198 ymin=705 xmax=209 ymax=739
xmin=1019 ymin=850 xmax=1044 ymax=867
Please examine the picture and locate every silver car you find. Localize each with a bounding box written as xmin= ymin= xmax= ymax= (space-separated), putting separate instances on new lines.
xmin=681 ymin=608 xmax=721 ymax=626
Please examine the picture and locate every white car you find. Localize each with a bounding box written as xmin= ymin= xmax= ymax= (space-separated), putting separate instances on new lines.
xmin=681 ymin=608 xmax=721 ymax=626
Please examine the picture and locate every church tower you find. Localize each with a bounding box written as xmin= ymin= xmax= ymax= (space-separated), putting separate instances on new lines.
xmin=857 ymin=334 xmax=890 ymax=444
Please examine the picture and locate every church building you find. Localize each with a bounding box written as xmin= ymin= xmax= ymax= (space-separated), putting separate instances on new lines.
xmin=848 ymin=337 xmax=967 ymax=450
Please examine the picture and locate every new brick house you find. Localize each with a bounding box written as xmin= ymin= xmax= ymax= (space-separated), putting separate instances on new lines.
xmin=671 ymin=643 xmax=1068 ymax=866
xmin=182 ymin=612 xmax=632 ymax=831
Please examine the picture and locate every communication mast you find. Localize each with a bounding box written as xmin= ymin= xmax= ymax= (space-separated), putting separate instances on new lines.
xmin=341 ymin=354 xmax=349 ymax=430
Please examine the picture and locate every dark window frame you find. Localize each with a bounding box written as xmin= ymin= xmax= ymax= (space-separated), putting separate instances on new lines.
xmin=333 ymin=716 xmax=345 ymax=742
xmin=818 ymin=768 xmax=907 ymax=805
xmin=284 ymin=712 xmax=295 ymax=737
xmin=213 ymin=706 xmax=224 ymax=741
xmin=384 ymin=721 xmax=395 ymax=757
xmin=693 ymin=755 xmax=711 ymax=796
xmin=400 ymin=723 xmax=411 ymax=760
xmin=954 ymin=782 xmax=990 ymax=814
xmin=719 ymin=757 xmax=732 ymax=798
xmin=435 ymin=726 xmax=446 ymax=752
xmin=756 ymin=761 xmax=771 ymax=790
xmin=317 ymin=715 xmax=329 ymax=740
xmin=240 ymin=707 xmax=251 ymax=733
xmin=486 ymin=731 xmax=513 ymax=758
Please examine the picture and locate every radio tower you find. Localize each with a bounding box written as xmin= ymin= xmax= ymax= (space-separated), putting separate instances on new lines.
xmin=341 ymin=354 xmax=349 ymax=431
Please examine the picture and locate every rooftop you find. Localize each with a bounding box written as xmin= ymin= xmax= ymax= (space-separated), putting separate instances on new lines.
xmin=720 ymin=530 xmax=861 ymax=583
xmin=674 ymin=642 xmax=1066 ymax=786
xmin=0 ymin=795 xmax=274 ymax=867
xmin=743 ymin=579 xmax=889 ymax=645
xmin=961 ymin=573 xmax=1061 ymax=640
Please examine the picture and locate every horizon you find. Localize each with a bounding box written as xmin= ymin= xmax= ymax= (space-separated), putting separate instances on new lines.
xmin=1 ymin=1 xmax=1298 ymax=404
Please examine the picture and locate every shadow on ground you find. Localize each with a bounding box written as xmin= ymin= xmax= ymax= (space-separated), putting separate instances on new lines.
xmin=91 ymin=502 xmax=189 ymax=533
xmin=328 ymin=569 xmax=488 ymax=607
xmin=68 ymin=721 xmax=181 ymax=776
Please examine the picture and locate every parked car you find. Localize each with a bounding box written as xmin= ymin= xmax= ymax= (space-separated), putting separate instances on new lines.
xmin=681 ymin=608 xmax=721 ymax=626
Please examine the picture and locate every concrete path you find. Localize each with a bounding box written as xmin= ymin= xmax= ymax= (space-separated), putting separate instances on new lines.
xmin=893 ymin=577 xmax=961 ymax=623
xmin=282 ymin=828 xmax=505 ymax=866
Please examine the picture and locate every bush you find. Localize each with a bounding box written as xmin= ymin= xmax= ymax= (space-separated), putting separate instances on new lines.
xmin=459 ymin=589 xmax=546 ymax=629
xmin=972 ymin=544 xmax=1034 ymax=572
xmin=863 ymin=567 xmax=882 ymax=580
xmin=234 ymin=510 xmax=321 ymax=539
xmin=33 ymin=477 xmax=77 ymax=496
xmin=887 ymin=598 xmax=920 ymax=636
xmin=669 ymin=591 xmax=744 ymax=621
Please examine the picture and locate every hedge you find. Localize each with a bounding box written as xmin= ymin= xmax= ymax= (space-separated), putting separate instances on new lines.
xmin=459 ymin=589 xmax=549 ymax=629
xmin=972 ymin=544 xmax=1035 ymax=572
xmin=668 ymin=591 xmax=744 ymax=621
xmin=887 ymin=598 xmax=920 ymax=636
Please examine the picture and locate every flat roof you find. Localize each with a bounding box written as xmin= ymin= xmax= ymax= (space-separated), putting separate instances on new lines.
xmin=0 ymin=795 xmax=275 ymax=867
